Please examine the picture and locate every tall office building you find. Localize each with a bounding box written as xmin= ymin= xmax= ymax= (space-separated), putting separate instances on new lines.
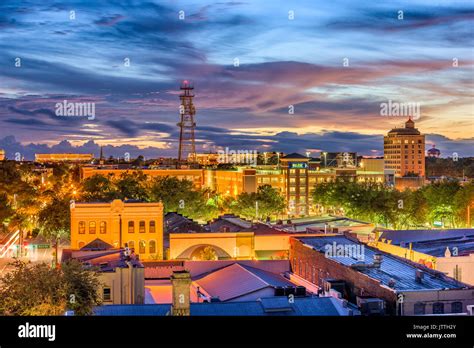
xmin=384 ymin=118 xmax=425 ymax=177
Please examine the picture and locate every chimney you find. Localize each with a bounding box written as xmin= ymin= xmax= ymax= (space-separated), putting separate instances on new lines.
xmin=373 ymin=253 xmax=383 ymax=268
xmin=171 ymin=270 xmax=191 ymax=316
xmin=415 ymin=270 xmax=424 ymax=284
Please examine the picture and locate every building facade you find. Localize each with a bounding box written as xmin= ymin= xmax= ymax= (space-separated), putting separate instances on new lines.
xmin=70 ymin=199 xmax=164 ymax=260
xmin=384 ymin=118 xmax=425 ymax=177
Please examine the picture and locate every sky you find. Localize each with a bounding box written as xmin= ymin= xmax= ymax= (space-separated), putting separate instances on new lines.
xmin=0 ymin=0 xmax=473 ymax=160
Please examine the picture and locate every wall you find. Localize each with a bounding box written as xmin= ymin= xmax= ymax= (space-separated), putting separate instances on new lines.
xmin=289 ymin=238 xmax=398 ymax=314
xmin=437 ymin=254 xmax=474 ymax=286
xmin=99 ymin=265 xmax=145 ymax=305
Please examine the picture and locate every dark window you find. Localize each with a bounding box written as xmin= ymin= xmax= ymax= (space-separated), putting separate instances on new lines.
xmin=89 ymin=221 xmax=96 ymax=234
xmin=100 ymin=221 xmax=106 ymax=234
xmin=433 ymin=302 xmax=444 ymax=314
xmin=128 ymin=221 xmax=134 ymax=233
xmin=78 ymin=221 xmax=86 ymax=234
xmin=139 ymin=221 xmax=146 ymax=233
xmin=149 ymin=220 xmax=156 ymax=233
xmin=451 ymin=302 xmax=463 ymax=313
xmin=103 ymin=288 xmax=111 ymax=301
xmin=414 ymin=302 xmax=426 ymax=315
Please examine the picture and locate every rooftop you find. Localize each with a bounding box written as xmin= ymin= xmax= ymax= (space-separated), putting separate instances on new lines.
xmin=93 ymin=296 xmax=345 ymax=316
xmin=194 ymin=263 xmax=296 ymax=301
xmin=294 ymin=235 xmax=469 ymax=291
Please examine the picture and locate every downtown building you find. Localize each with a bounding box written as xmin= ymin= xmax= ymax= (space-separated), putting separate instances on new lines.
xmin=80 ymin=153 xmax=391 ymax=218
xmin=384 ymin=118 xmax=425 ymax=179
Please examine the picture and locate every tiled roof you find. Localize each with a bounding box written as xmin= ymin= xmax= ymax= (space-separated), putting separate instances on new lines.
xmin=194 ymin=263 xmax=295 ymax=301
xmin=295 ymin=235 xmax=468 ymax=291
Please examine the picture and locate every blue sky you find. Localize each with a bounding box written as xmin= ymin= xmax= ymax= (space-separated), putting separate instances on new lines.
xmin=0 ymin=0 xmax=473 ymax=159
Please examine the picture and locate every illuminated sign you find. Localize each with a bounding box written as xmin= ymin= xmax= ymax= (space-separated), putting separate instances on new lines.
xmin=289 ymin=162 xmax=307 ymax=169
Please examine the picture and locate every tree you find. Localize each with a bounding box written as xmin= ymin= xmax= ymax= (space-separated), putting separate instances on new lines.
xmin=199 ymin=246 xmax=218 ymax=260
xmin=81 ymin=174 xmax=118 ymax=202
xmin=114 ymin=171 xmax=149 ymax=201
xmin=0 ymin=260 xmax=102 ymax=316
xmin=149 ymin=176 xmax=218 ymax=221
xmin=230 ymin=185 xmax=285 ymax=220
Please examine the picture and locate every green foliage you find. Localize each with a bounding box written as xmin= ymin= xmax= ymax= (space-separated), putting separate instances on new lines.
xmin=0 ymin=260 xmax=102 ymax=316
xmin=230 ymin=184 xmax=285 ymax=220
xmin=148 ymin=176 xmax=219 ymax=221
xmin=38 ymin=197 xmax=70 ymax=241
xmin=312 ymin=180 xmax=474 ymax=228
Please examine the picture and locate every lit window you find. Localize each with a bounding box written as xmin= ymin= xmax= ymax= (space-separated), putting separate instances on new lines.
xmin=139 ymin=240 xmax=146 ymax=254
xmin=139 ymin=221 xmax=146 ymax=233
xmin=78 ymin=221 xmax=86 ymax=234
xmin=89 ymin=221 xmax=96 ymax=234
xmin=100 ymin=221 xmax=106 ymax=234
xmin=414 ymin=302 xmax=425 ymax=315
xmin=149 ymin=240 xmax=156 ymax=254
xmin=128 ymin=221 xmax=134 ymax=233
xmin=128 ymin=241 xmax=135 ymax=252
xmin=149 ymin=221 xmax=156 ymax=233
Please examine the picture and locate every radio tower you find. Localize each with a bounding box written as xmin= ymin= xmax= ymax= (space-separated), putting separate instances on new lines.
xmin=177 ymin=80 xmax=196 ymax=167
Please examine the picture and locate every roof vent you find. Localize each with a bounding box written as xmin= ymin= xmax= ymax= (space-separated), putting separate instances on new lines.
xmin=388 ymin=278 xmax=396 ymax=288
xmin=415 ymin=270 xmax=424 ymax=283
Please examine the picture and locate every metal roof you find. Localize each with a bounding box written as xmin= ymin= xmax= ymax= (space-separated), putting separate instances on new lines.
xmin=379 ymin=229 xmax=474 ymax=245
xmin=93 ymin=297 xmax=343 ymax=316
xmin=194 ymin=263 xmax=295 ymax=301
xmin=295 ymin=235 xmax=468 ymax=291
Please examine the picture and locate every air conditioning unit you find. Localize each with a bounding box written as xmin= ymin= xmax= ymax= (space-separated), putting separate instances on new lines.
xmin=357 ymin=297 xmax=386 ymax=316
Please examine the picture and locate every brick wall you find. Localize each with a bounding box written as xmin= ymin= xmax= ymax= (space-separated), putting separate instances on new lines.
xmin=289 ymin=238 xmax=398 ymax=314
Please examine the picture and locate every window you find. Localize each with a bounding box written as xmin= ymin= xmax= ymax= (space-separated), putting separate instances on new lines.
xmin=139 ymin=240 xmax=146 ymax=254
xmin=128 ymin=241 xmax=135 ymax=252
xmin=103 ymin=288 xmax=111 ymax=301
xmin=149 ymin=221 xmax=156 ymax=233
xmin=414 ymin=302 xmax=426 ymax=315
xmin=139 ymin=221 xmax=146 ymax=233
xmin=78 ymin=241 xmax=85 ymax=249
xmin=78 ymin=221 xmax=86 ymax=234
xmin=451 ymin=302 xmax=463 ymax=313
xmin=100 ymin=221 xmax=106 ymax=234
xmin=149 ymin=240 xmax=156 ymax=254
xmin=89 ymin=221 xmax=96 ymax=234
xmin=433 ymin=302 xmax=444 ymax=314
xmin=128 ymin=221 xmax=134 ymax=233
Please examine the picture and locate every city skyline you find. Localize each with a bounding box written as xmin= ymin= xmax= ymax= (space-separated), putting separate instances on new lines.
xmin=0 ymin=0 xmax=473 ymax=159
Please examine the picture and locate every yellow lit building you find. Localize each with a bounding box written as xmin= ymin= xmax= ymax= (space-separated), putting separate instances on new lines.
xmin=35 ymin=153 xmax=94 ymax=163
xmin=0 ymin=149 xmax=5 ymax=161
xmin=70 ymin=199 xmax=164 ymax=260
xmin=384 ymin=118 xmax=426 ymax=177
xmin=80 ymin=162 xmax=388 ymax=217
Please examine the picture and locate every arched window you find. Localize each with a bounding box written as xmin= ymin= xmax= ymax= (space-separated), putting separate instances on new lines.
xmin=128 ymin=241 xmax=135 ymax=252
xmin=128 ymin=221 xmax=134 ymax=233
xmin=149 ymin=220 xmax=156 ymax=233
xmin=451 ymin=302 xmax=463 ymax=313
xmin=139 ymin=240 xmax=146 ymax=254
xmin=414 ymin=302 xmax=426 ymax=315
xmin=78 ymin=221 xmax=86 ymax=234
xmin=149 ymin=240 xmax=156 ymax=254
xmin=139 ymin=221 xmax=146 ymax=233
xmin=89 ymin=221 xmax=96 ymax=234
xmin=78 ymin=241 xmax=85 ymax=249
xmin=433 ymin=302 xmax=444 ymax=314
xmin=100 ymin=221 xmax=107 ymax=234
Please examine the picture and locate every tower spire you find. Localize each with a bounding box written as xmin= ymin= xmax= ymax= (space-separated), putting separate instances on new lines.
xmin=177 ymin=80 xmax=197 ymax=167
